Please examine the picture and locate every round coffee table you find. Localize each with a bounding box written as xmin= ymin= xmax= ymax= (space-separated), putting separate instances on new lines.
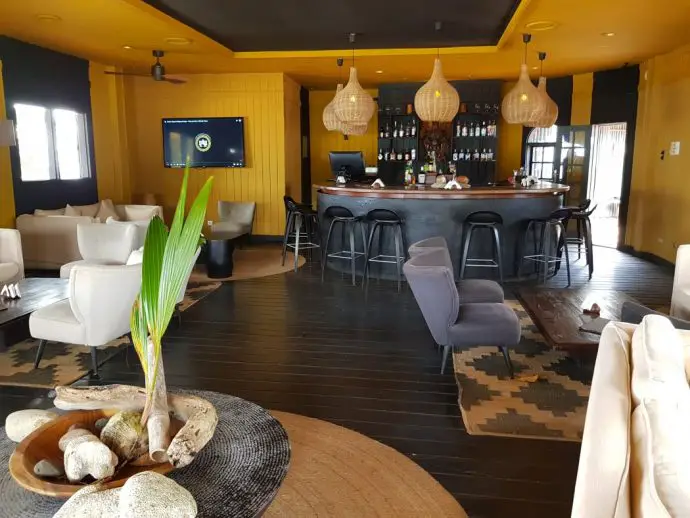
xmin=0 ymin=390 xmax=290 ymax=518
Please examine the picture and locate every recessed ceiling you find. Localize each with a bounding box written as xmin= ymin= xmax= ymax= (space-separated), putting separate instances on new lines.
xmin=142 ymin=0 xmax=521 ymax=51
xmin=0 ymin=0 xmax=689 ymax=88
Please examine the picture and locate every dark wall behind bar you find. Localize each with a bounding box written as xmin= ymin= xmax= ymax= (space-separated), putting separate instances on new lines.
xmin=0 ymin=36 xmax=98 ymax=215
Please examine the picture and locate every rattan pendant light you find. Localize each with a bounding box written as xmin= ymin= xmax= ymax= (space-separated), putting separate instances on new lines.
xmin=414 ymin=22 xmax=459 ymax=122
xmin=322 ymin=84 xmax=342 ymax=132
xmin=527 ymin=52 xmax=559 ymax=128
xmin=502 ymin=34 xmax=548 ymax=126
xmin=333 ymin=34 xmax=375 ymax=126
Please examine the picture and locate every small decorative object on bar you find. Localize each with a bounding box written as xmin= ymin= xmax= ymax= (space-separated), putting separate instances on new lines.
xmin=502 ymin=34 xmax=548 ymax=126
xmin=333 ymin=33 xmax=375 ymax=127
xmin=414 ymin=22 xmax=460 ymax=123
xmin=8 ymin=164 xmax=218 ymax=501
xmin=371 ymin=178 xmax=386 ymax=188
xmin=526 ymin=52 xmax=559 ymax=128
xmin=1 ymin=283 xmax=21 ymax=299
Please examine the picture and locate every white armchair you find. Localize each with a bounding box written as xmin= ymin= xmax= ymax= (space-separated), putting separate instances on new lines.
xmin=213 ymin=201 xmax=256 ymax=240
xmin=30 ymin=263 xmax=142 ymax=376
xmin=0 ymin=229 xmax=24 ymax=284
xmin=671 ymin=245 xmax=690 ymax=321
xmin=59 ymin=223 xmax=138 ymax=279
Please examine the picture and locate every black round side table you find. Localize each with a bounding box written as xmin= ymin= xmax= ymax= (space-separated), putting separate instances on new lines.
xmin=206 ymin=238 xmax=234 ymax=278
xmin=0 ymin=389 xmax=291 ymax=518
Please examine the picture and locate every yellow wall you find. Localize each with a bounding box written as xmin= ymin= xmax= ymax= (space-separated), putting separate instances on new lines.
xmin=309 ymin=89 xmax=378 ymax=187
xmin=283 ymin=75 xmax=302 ymax=200
xmin=0 ymin=61 xmax=15 ymax=228
xmin=123 ymin=73 xmax=292 ymax=235
xmin=571 ymin=73 xmax=594 ymax=126
xmin=90 ymin=63 xmax=132 ymax=204
xmin=626 ymin=44 xmax=690 ymax=261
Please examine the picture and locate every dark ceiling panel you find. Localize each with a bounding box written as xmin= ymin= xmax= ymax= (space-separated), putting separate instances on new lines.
xmin=144 ymin=0 xmax=520 ymax=51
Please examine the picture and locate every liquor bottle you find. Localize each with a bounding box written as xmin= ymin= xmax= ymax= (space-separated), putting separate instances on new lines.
xmin=452 ymin=148 xmax=459 ymax=161
xmin=405 ymin=122 xmax=411 ymax=137
xmin=390 ymin=147 xmax=396 ymax=161
xmin=404 ymin=148 xmax=410 ymax=161
xmin=397 ymin=149 xmax=403 ymax=161
xmin=480 ymin=149 xmax=487 ymax=161
xmin=473 ymin=149 xmax=480 ymax=161
xmin=378 ymin=148 xmax=383 ymax=161
xmin=411 ymin=147 xmax=416 ymax=161
xmin=480 ymin=121 xmax=487 ymax=137
xmin=384 ymin=122 xmax=391 ymax=138
xmin=456 ymin=123 xmax=461 ymax=138
xmin=392 ymin=121 xmax=398 ymax=138
xmin=379 ymin=127 xmax=384 ymax=138
xmin=410 ymin=121 xmax=416 ymax=137
xmin=487 ymin=149 xmax=494 ymax=161
xmin=384 ymin=149 xmax=390 ymax=161
xmin=461 ymin=122 xmax=468 ymax=137
xmin=468 ymin=122 xmax=475 ymax=137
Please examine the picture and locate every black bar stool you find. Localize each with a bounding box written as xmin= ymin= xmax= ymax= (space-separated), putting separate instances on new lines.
xmin=566 ymin=202 xmax=597 ymax=280
xmin=321 ymin=206 xmax=367 ymax=286
xmin=363 ymin=209 xmax=406 ymax=292
xmin=281 ymin=196 xmax=320 ymax=272
xmin=518 ymin=208 xmax=572 ymax=287
xmin=459 ymin=211 xmax=504 ymax=283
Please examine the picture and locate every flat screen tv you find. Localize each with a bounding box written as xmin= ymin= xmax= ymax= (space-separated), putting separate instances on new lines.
xmin=162 ymin=117 xmax=245 ymax=168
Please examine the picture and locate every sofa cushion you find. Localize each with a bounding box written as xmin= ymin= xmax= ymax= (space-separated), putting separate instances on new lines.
xmin=29 ymin=299 xmax=85 ymax=344
xmin=96 ymin=200 xmax=120 ymax=222
xmin=571 ymin=322 xmax=633 ymax=518
xmin=64 ymin=204 xmax=80 ymax=217
xmin=631 ymin=315 xmax=688 ymax=407
xmin=124 ymin=205 xmax=158 ymax=221
xmin=73 ymin=202 xmax=100 ymax=218
xmin=672 ymin=288 xmax=690 ymax=322
xmin=0 ymin=262 xmax=20 ymax=283
xmin=34 ymin=208 xmax=66 ymax=217
xmin=631 ymin=396 xmax=690 ymax=517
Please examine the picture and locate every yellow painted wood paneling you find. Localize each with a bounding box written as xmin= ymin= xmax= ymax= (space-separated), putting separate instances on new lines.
xmin=283 ymin=75 xmax=302 ymax=200
xmin=626 ymin=44 xmax=690 ymax=261
xmin=571 ymin=73 xmax=594 ymax=126
xmin=90 ymin=62 xmax=132 ymax=204
xmin=124 ymin=73 xmax=288 ymax=235
xmin=0 ymin=61 xmax=15 ymax=228
xmin=309 ymin=89 xmax=378 ymax=188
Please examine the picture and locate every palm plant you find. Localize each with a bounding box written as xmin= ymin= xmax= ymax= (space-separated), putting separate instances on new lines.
xmin=130 ymin=166 xmax=213 ymax=461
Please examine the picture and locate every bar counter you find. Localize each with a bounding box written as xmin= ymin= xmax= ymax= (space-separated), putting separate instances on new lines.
xmin=316 ymin=181 xmax=570 ymax=280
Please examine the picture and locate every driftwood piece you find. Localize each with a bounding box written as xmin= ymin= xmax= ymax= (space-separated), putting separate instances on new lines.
xmin=145 ymin=345 xmax=171 ymax=464
xmin=54 ymin=385 xmax=218 ymax=468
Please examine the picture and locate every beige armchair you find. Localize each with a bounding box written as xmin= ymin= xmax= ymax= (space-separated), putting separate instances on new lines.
xmin=213 ymin=201 xmax=256 ymax=240
xmin=671 ymin=244 xmax=690 ymax=321
xmin=59 ymin=223 xmax=138 ymax=279
xmin=0 ymin=229 xmax=24 ymax=284
xmin=30 ymin=263 xmax=142 ymax=376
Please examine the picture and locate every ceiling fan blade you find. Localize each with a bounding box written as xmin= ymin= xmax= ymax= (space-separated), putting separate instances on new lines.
xmin=162 ymin=76 xmax=188 ymax=85
xmin=104 ymin=71 xmax=150 ymax=77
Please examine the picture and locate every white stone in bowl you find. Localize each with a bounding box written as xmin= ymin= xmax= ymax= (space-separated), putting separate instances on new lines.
xmin=5 ymin=409 xmax=58 ymax=442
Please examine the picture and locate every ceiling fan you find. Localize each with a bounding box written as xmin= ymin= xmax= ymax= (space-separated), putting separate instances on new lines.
xmin=104 ymin=50 xmax=187 ymax=84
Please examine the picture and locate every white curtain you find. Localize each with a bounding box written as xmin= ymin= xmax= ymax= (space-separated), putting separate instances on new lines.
xmin=588 ymin=122 xmax=627 ymax=216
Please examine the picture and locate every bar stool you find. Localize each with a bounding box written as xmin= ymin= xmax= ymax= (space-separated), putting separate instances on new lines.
xmin=459 ymin=211 xmax=504 ymax=283
xmin=518 ymin=208 xmax=572 ymax=287
xmin=566 ymin=202 xmax=597 ymax=279
xmin=321 ymin=206 xmax=367 ymax=286
xmin=363 ymin=209 xmax=406 ymax=292
xmin=281 ymin=196 xmax=320 ymax=272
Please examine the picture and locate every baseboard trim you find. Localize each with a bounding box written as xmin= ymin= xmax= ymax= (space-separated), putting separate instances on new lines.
xmin=619 ymin=245 xmax=674 ymax=270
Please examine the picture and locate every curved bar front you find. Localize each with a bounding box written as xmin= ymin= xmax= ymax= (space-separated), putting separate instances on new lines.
xmin=316 ymin=182 xmax=569 ymax=280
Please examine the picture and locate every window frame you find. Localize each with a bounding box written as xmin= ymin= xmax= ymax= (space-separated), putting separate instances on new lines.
xmin=13 ymin=102 xmax=92 ymax=183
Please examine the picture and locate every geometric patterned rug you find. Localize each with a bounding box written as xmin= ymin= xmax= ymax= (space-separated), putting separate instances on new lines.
xmin=0 ymin=281 xmax=220 ymax=389
xmin=453 ymin=299 xmax=593 ymax=442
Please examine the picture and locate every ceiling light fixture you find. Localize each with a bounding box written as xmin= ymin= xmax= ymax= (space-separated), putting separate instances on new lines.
xmin=123 ymin=45 xmax=133 ymax=50
xmin=35 ymin=14 xmax=61 ymax=22
xmin=526 ymin=52 xmax=559 ymax=128
xmin=501 ymin=33 xmax=548 ymax=126
xmin=375 ymin=70 xmax=384 ymax=74
xmin=165 ymin=37 xmax=192 ymax=46
xmin=333 ymin=33 xmax=375 ymax=128
xmin=525 ymin=21 xmax=557 ymax=32
xmin=602 ymin=32 xmax=615 ymax=37
xmin=323 ymin=59 xmax=345 ymax=132
xmin=414 ymin=21 xmax=460 ymax=123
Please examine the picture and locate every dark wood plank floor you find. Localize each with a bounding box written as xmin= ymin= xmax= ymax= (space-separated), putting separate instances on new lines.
xmin=0 ymin=246 xmax=674 ymax=518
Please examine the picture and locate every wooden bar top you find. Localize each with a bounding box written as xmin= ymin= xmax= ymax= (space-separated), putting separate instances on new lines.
xmin=315 ymin=181 xmax=569 ymax=200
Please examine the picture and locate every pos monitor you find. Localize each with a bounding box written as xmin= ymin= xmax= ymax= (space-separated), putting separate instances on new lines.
xmin=328 ymin=151 xmax=366 ymax=182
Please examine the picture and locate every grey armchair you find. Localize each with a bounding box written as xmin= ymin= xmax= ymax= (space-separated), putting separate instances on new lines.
xmin=403 ymin=248 xmax=521 ymax=375
xmin=408 ymin=236 xmax=504 ymax=304
xmin=213 ymin=201 xmax=256 ymax=240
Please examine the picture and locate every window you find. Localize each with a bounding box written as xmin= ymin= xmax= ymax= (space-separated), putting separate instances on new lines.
xmin=14 ymin=103 xmax=90 ymax=182
xmin=526 ymin=126 xmax=558 ymax=181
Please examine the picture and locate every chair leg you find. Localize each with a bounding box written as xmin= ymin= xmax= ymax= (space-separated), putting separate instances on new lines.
xmin=33 ymin=339 xmax=48 ymax=369
xmin=460 ymin=225 xmax=474 ymax=280
xmin=584 ymin=216 xmax=594 ymax=279
xmin=348 ymin=221 xmax=356 ymax=286
xmin=559 ymin=222 xmax=571 ymax=287
xmin=281 ymin=211 xmax=293 ymax=266
xmin=441 ymin=345 xmax=452 ymax=374
xmin=492 ymin=225 xmax=504 ymax=284
xmin=359 ymin=220 xmax=368 ymax=258
xmin=498 ymin=346 xmax=514 ymax=378
xmin=173 ymin=304 xmax=182 ymax=327
xmin=393 ymin=223 xmax=402 ymax=293
xmin=363 ymin=222 xmax=378 ymax=291
xmin=576 ymin=218 xmax=583 ymax=260
xmin=90 ymin=348 xmax=100 ymax=379
xmin=293 ymin=214 xmax=302 ymax=273
xmin=321 ymin=219 xmax=336 ymax=283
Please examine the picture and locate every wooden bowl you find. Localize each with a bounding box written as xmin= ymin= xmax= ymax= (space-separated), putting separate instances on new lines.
xmin=9 ymin=409 xmax=174 ymax=498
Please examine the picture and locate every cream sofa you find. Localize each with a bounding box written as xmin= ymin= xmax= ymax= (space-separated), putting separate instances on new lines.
xmin=0 ymin=229 xmax=24 ymax=283
xmin=671 ymin=244 xmax=690 ymax=321
xmin=16 ymin=201 xmax=162 ymax=270
xmin=572 ymin=316 xmax=690 ymax=517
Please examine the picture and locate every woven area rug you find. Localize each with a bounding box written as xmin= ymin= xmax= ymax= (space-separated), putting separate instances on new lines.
xmin=190 ymin=244 xmax=305 ymax=282
xmin=453 ymin=299 xmax=593 ymax=442
xmin=0 ymin=281 xmax=220 ymax=389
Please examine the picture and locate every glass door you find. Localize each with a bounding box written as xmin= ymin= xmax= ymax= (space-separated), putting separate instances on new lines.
xmin=556 ymin=125 xmax=592 ymax=206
